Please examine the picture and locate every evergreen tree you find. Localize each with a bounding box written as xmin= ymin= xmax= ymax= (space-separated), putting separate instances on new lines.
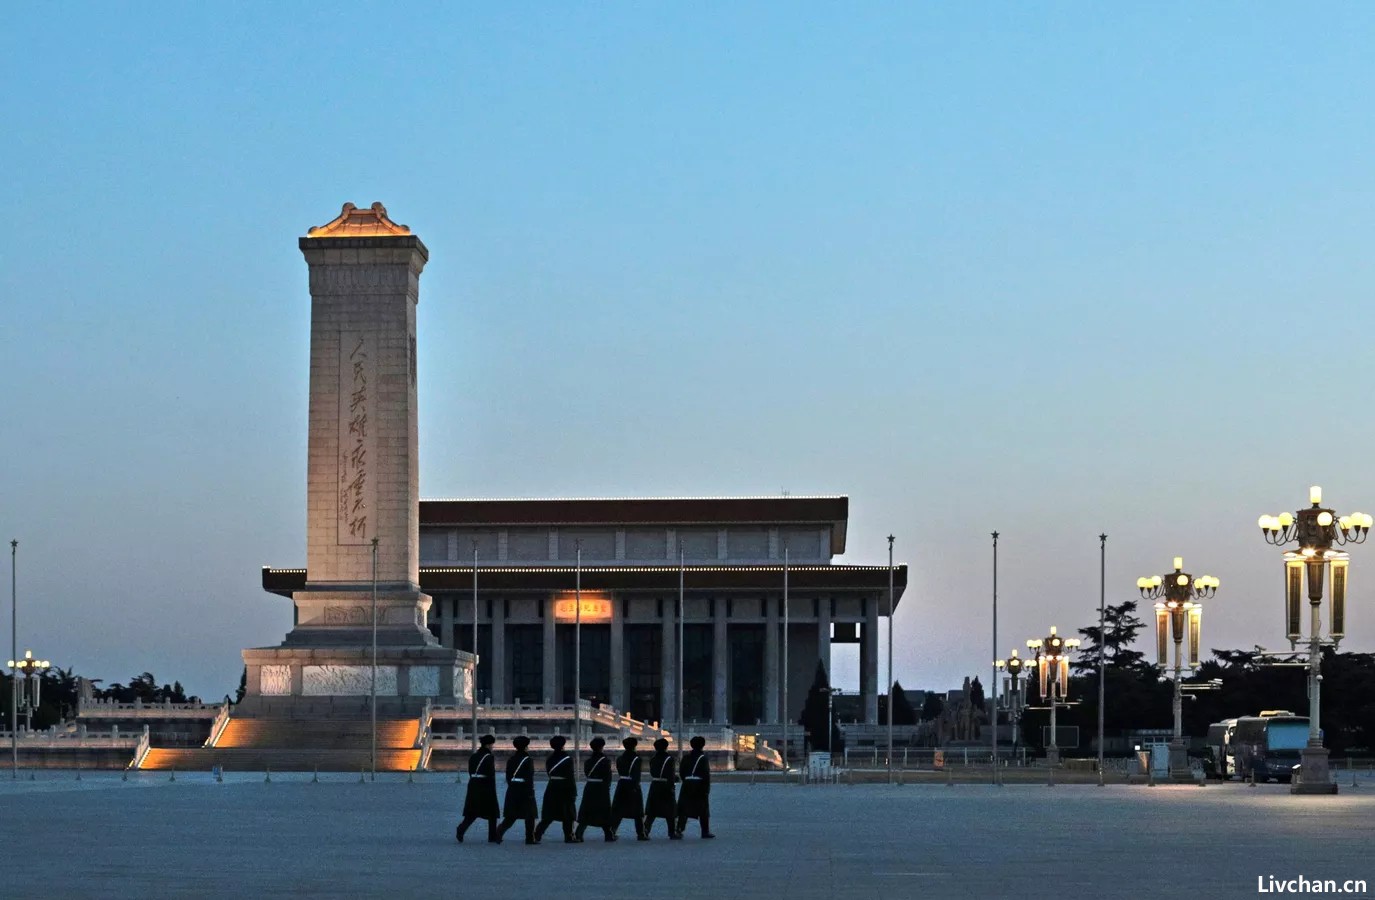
xmin=889 ymin=680 xmax=917 ymax=725
xmin=235 ymin=667 xmax=248 ymax=703
xmin=1073 ymin=600 xmax=1151 ymax=675
xmin=920 ymin=692 xmax=945 ymax=722
xmin=799 ymin=659 xmax=840 ymax=752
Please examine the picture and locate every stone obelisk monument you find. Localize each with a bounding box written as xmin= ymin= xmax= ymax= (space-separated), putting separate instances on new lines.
xmin=240 ymin=203 xmax=472 ymax=714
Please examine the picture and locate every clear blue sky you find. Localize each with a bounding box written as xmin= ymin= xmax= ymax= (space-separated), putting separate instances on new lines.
xmin=4 ymin=4 xmax=1375 ymax=699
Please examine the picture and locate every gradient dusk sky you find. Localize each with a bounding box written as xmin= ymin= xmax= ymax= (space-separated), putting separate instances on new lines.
xmin=4 ymin=4 xmax=1375 ymax=699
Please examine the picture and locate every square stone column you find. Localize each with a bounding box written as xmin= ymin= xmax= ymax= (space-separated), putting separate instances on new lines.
xmin=490 ymin=598 xmax=506 ymax=704
xmin=610 ymin=598 xmax=625 ymax=711
xmin=764 ymin=595 xmax=780 ymax=723
xmin=660 ymin=607 xmax=676 ymax=731
xmin=542 ymin=596 xmax=557 ymax=704
xmin=817 ymin=600 xmax=832 ymax=683
xmin=861 ymin=596 xmax=879 ymax=724
xmin=440 ymin=594 xmax=454 ymax=648
xmin=713 ymin=608 xmax=729 ymax=723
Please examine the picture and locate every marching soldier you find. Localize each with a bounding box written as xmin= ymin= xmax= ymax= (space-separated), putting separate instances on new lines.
xmin=675 ymin=735 xmax=715 ymax=839
xmin=533 ymin=735 xmax=577 ymax=843
xmin=644 ymin=737 xmax=680 ymax=839
xmin=455 ymin=733 xmax=499 ymax=843
xmin=495 ymin=735 xmax=538 ymax=844
xmin=574 ymin=736 xmax=615 ymax=842
xmin=611 ymin=736 xmax=648 ymax=841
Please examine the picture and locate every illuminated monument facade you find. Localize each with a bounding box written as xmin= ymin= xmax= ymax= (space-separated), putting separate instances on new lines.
xmin=240 ymin=203 xmax=473 ymax=712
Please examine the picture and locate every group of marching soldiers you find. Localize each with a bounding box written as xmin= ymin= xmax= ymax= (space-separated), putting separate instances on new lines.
xmin=456 ymin=733 xmax=714 ymax=845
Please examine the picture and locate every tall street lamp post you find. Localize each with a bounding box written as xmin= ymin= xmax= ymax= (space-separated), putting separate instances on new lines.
xmin=1137 ymin=557 xmax=1219 ymax=781
xmin=886 ymin=534 xmax=894 ymax=784
xmin=1258 ymin=485 xmax=1370 ymax=795
xmin=1026 ymin=627 xmax=1079 ymax=766
xmin=7 ymin=650 xmax=50 ymax=732
xmin=471 ymin=541 xmax=479 ymax=754
xmin=9 ymin=538 xmax=17 ymax=779
xmin=994 ymin=649 xmax=1027 ymax=760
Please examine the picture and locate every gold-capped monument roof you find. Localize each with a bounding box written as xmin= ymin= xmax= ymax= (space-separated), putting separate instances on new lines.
xmin=306 ymin=202 xmax=411 ymax=238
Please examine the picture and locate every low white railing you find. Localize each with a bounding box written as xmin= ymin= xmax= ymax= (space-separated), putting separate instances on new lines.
xmin=417 ymin=698 xmax=434 ymax=770
xmin=430 ymin=701 xmax=672 ymax=742
xmin=79 ymin=698 xmax=223 ymax=719
xmin=203 ymin=700 xmax=233 ymax=748
xmin=0 ymin=724 xmax=142 ymax=748
xmin=130 ymin=726 xmax=151 ymax=769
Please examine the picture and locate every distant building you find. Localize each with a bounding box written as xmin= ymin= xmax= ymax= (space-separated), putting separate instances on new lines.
xmin=265 ymin=495 xmax=907 ymax=728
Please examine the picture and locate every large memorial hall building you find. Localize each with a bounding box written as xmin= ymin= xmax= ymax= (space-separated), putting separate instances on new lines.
xmin=264 ymin=495 xmax=906 ymax=731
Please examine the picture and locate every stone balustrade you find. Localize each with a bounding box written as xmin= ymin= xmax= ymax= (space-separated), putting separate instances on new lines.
xmin=78 ymin=699 xmax=225 ymax=719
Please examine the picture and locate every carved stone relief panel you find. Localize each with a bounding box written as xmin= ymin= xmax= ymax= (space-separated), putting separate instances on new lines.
xmin=302 ymin=665 xmax=398 ymax=696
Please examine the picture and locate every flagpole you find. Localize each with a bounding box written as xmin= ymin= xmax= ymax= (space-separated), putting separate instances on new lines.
xmin=472 ymin=541 xmax=479 ymax=754
xmin=887 ymin=534 xmax=895 ymax=785
xmin=10 ymin=539 xmax=17 ymax=779
xmin=1098 ymin=533 xmax=1107 ymax=787
xmin=677 ymin=542 xmax=684 ymax=763
xmin=991 ymin=531 xmax=999 ymax=783
xmin=574 ymin=542 xmax=582 ymax=773
xmin=782 ymin=544 xmax=789 ymax=774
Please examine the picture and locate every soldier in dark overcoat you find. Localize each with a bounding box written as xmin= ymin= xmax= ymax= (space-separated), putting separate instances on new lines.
xmin=610 ymin=736 xmax=648 ymax=840
xmin=533 ymin=735 xmax=577 ymax=843
xmin=495 ymin=735 xmax=539 ymax=844
xmin=644 ymin=737 xmax=680 ymax=839
xmin=456 ymin=734 xmax=499 ymax=843
xmin=573 ymin=736 xmax=615 ymax=842
xmin=675 ymin=735 xmax=715 ymax=839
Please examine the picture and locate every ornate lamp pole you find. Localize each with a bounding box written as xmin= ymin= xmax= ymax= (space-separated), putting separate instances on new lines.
xmin=994 ymin=649 xmax=1028 ymax=759
xmin=1137 ymin=557 xmax=1218 ymax=780
xmin=1026 ymin=627 xmax=1078 ymax=766
xmin=7 ymin=649 xmax=50 ymax=732
xmin=1257 ymin=485 xmax=1370 ymax=794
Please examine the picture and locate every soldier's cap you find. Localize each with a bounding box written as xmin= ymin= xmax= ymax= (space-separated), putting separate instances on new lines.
xmin=690 ymin=735 xmax=706 ymax=750
xmin=622 ymin=737 xmax=638 ymax=749
xmin=512 ymin=735 xmax=530 ymax=749
xmin=653 ymin=738 xmax=669 ymax=752
xmin=549 ymin=735 xmax=566 ymax=749
xmin=589 ymin=736 xmax=606 ymax=750
xmin=480 ymin=734 xmax=496 ymax=745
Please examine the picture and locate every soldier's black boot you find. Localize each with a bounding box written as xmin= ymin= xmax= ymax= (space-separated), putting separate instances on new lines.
xmin=563 ymin=822 xmax=575 ymax=843
xmin=572 ymin=824 xmax=586 ymax=843
xmin=675 ymin=816 xmax=687 ymax=837
xmin=490 ymin=820 xmax=503 ymax=844
xmin=533 ymin=821 xmax=546 ymax=843
xmin=525 ymin=819 xmax=537 ymax=845
xmin=455 ymin=819 xmax=468 ymax=843
xmin=636 ymin=817 xmax=649 ymax=841
xmin=700 ymin=815 xmax=715 ymax=839
xmin=603 ymin=827 xmax=616 ymax=842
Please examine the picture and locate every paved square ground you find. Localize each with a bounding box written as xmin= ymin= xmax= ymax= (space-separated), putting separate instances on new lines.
xmin=4 ymin=771 xmax=1374 ymax=899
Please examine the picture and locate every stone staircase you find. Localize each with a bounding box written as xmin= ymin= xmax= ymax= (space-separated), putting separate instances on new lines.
xmin=138 ymin=716 xmax=422 ymax=772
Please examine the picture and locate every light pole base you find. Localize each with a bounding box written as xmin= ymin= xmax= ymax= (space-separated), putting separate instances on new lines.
xmin=1291 ymin=746 xmax=1338 ymax=795
xmin=1167 ymin=740 xmax=1193 ymax=783
xmin=1046 ymin=748 xmax=1060 ymax=767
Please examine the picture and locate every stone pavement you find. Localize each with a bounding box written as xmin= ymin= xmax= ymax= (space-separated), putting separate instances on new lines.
xmin=4 ymin=771 xmax=1373 ymax=899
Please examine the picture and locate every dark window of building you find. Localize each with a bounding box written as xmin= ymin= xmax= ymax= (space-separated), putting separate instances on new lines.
xmin=557 ymin=625 xmax=610 ymax=707
xmin=454 ymin=624 xmax=493 ymax=700
xmin=508 ymin=624 xmax=543 ymax=704
xmin=682 ymin=624 xmax=713 ymax=721
xmin=624 ymin=624 xmax=662 ymax=725
xmin=730 ymin=624 xmax=765 ymax=725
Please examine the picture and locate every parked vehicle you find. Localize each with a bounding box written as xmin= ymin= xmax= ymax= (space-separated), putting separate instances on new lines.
xmin=1204 ymin=718 xmax=1238 ymax=780
xmin=1232 ymin=711 xmax=1308 ymax=783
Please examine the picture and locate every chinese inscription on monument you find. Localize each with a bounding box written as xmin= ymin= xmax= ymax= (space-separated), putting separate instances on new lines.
xmin=338 ymin=331 xmax=377 ymax=544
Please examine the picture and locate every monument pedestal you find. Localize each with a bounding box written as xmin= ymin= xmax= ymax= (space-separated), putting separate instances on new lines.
xmin=1291 ymin=745 xmax=1339 ymax=795
xmin=238 ymin=644 xmax=472 ymax=717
